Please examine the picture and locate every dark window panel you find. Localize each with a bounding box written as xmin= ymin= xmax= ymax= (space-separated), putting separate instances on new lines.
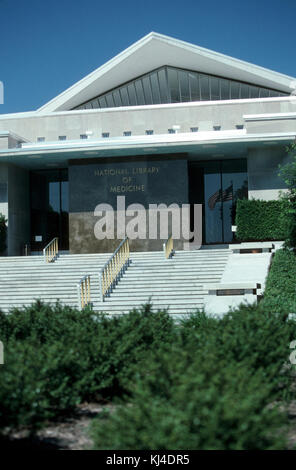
xmin=150 ymin=72 xmax=161 ymax=104
xmin=167 ymin=67 xmax=180 ymax=102
xmin=99 ymin=96 xmax=107 ymax=108
xmin=200 ymin=74 xmax=210 ymax=101
xmin=157 ymin=68 xmax=169 ymax=103
xmin=119 ymin=87 xmax=129 ymax=106
xmin=210 ymin=77 xmax=220 ymax=100
xmin=127 ymin=83 xmax=137 ymax=105
xmin=179 ymin=70 xmax=190 ymax=102
xmin=240 ymin=83 xmax=250 ymax=99
xmin=249 ymin=86 xmax=260 ymax=98
xmin=220 ymin=79 xmax=230 ymax=100
xmin=189 ymin=73 xmax=200 ymax=101
xmin=135 ymin=80 xmax=145 ymax=105
xmin=230 ymin=81 xmax=240 ymax=99
xmin=113 ymin=89 xmax=122 ymax=107
xmin=142 ymin=76 xmax=153 ymax=104
xmin=259 ymin=88 xmax=270 ymax=98
xmin=105 ymin=93 xmax=115 ymax=107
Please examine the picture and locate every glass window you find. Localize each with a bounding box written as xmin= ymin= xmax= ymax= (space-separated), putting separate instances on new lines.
xmin=37 ymin=137 xmax=45 ymax=142
xmin=146 ymin=130 xmax=154 ymax=135
xmin=168 ymin=128 xmax=176 ymax=134
xmin=220 ymin=79 xmax=230 ymax=100
xmin=230 ymin=81 xmax=240 ymax=99
xmin=259 ymin=88 xmax=270 ymax=98
xmin=189 ymin=73 xmax=200 ymax=101
xmin=248 ymin=86 xmax=258 ymax=98
xmin=142 ymin=77 xmax=153 ymax=104
xmin=190 ymin=127 xmax=198 ymax=132
xmin=200 ymin=75 xmax=210 ymax=101
xmin=135 ymin=80 xmax=145 ymax=105
xmin=72 ymin=65 xmax=288 ymax=109
xmin=119 ymin=87 xmax=129 ymax=106
xmin=158 ymin=69 xmax=169 ymax=103
xmin=105 ymin=93 xmax=114 ymax=107
xmin=240 ymin=84 xmax=250 ymax=99
xmin=91 ymin=99 xmax=100 ymax=109
xmin=102 ymin=132 xmax=110 ymax=138
xmin=113 ymin=89 xmax=122 ymax=107
xmin=127 ymin=83 xmax=137 ymax=105
xmin=150 ymin=72 xmax=161 ymax=104
xmin=179 ymin=70 xmax=190 ymax=102
xmin=99 ymin=96 xmax=107 ymax=108
xmin=58 ymin=136 xmax=66 ymax=141
xmin=123 ymin=131 xmax=131 ymax=136
xmin=210 ymin=77 xmax=220 ymax=100
xmin=167 ymin=68 xmax=180 ymax=102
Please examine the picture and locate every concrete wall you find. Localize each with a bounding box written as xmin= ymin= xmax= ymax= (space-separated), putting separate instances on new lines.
xmin=0 ymin=98 xmax=295 ymax=143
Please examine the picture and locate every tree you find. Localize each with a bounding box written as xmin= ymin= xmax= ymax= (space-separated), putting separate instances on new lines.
xmin=279 ymin=142 xmax=296 ymax=249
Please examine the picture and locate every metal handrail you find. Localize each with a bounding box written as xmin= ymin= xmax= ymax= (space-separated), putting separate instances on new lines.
xmin=77 ymin=274 xmax=91 ymax=310
xmin=163 ymin=235 xmax=174 ymax=259
xmin=43 ymin=237 xmax=59 ymax=263
xmin=99 ymin=237 xmax=130 ymax=302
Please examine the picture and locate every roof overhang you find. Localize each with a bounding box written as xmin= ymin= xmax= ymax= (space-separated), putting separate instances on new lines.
xmin=0 ymin=131 xmax=294 ymax=169
xmin=37 ymin=32 xmax=296 ymax=113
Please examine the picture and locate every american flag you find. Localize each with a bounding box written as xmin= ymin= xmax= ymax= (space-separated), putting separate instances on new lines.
xmin=208 ymin=184 xmax=233 ymax=210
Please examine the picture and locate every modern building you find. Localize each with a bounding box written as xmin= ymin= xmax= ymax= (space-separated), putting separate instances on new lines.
xmin=0 ymin=32 xmax=295 ymax=256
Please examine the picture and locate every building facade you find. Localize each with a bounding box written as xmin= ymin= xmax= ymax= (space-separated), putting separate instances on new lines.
xmin=0 ymin=32 xmax=295 ymax=255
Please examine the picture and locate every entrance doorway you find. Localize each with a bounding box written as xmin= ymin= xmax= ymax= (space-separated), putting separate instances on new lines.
xmin=30 ymin=169 xmax=69 ymax=251
xmin=189 ymin=159 xmax=248 ymax=244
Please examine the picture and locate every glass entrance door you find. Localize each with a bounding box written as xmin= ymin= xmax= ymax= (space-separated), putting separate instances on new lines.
xmin=189 ymin=160 xmax=248 ymax=244
xmin=30 ymin=169 xmax=69 ymax=251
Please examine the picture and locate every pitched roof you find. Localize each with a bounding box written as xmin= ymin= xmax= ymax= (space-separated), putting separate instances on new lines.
xmin=38 ymin=32 xmax=295 ymax=113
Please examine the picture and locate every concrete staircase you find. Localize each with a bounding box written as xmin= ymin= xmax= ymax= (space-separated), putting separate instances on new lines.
xmin=0 ymin=249 xmax=231 ymax=316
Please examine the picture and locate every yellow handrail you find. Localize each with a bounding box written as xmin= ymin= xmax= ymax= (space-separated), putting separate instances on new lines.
xmin=77 ymin=275 xmax=91 ymax=310
xmin=99 ymin=237 xmax=130 ymax=301
xmin=43 ymin=237 xmax=59 ymax=263
xmin=163 ymin=235 xmax=174 ymax=259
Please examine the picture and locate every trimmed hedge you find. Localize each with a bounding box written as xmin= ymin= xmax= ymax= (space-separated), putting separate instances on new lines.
xmin=235 ymin=199 xmax=289 ymax=241
xmin=261 ymin=249 xmax=296 ymax=314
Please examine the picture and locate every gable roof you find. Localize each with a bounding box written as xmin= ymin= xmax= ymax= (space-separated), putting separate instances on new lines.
xmin=38 ymin=32 xmax=295 ymax=113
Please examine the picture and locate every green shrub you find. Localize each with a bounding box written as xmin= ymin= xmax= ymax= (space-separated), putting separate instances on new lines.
xmin=0 ymin=302 xmax=176 ymax=430
xmin=235 ymin=199 xmax=289 ymax=241
xmin=261 ymin=249 xmax=296 ymax=314
xmin=91 ymin=345 xmax=287 ymax=450
xmin=91 ymin=305 xmax=294 ymax=450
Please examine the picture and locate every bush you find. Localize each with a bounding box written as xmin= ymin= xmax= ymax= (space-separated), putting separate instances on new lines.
xmin=235 ymin=199 xmax=289 ymax=241
xmin=91 ymin=306 xmax=294 ymax=450
xmin=0 ymin=302 xmax=176 ymax=430
xmin=91 ymin=346 xmax=287 ymax=450
xmin=261 ymin=249 xmax=296 ymax=314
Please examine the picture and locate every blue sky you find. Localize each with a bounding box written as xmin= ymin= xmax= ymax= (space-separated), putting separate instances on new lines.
xmin=0 ymin=0 xmax=295 ymax=114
